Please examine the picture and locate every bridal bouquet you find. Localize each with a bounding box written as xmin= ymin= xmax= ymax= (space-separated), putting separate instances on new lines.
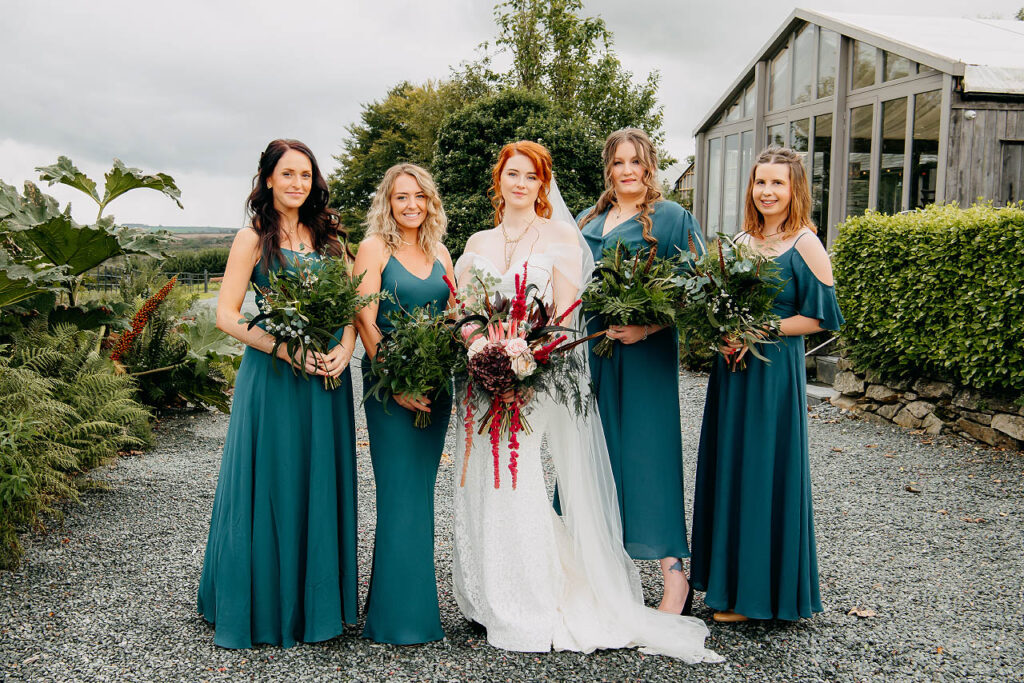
xmin=676 ymin=234 xmax=783 ymax=372
xmin=446 ymin=266 xmax=586 ymax=490
xmin=243 ymin=250 xmax=383 ymax=389
xmin=364 ymin=306 xmax=464 ymax=428
xmin=581 ymin=242 xmax=691 ymax=357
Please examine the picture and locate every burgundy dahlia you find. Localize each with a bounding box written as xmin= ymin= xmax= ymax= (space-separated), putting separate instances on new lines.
xmin=467 ymin=343 xmax=515 ymax=394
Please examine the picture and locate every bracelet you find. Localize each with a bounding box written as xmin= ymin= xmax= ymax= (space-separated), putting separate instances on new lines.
xmin=641 ymin=325 xmax=649 ymax=341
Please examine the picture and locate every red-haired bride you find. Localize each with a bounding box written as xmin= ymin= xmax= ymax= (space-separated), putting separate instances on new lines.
xmin=451 ymin=141 xmax=721 ymax=663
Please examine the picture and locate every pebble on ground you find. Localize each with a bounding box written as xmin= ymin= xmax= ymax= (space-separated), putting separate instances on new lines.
xmin=2 ymin=363 xmax=1022 ymax=682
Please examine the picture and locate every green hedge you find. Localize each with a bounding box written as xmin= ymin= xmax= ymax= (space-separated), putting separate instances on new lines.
xmin=162 ymin=248 xmax=229 ymax=274
xmin=831 ymin=203 xmax=1024 ymax=395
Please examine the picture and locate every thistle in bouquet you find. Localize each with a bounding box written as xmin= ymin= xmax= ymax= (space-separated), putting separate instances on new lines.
xmin=364 ymin=305 xmax=464 ymax=428
xmin=581 ymin=242 xmax=690 ymax=357
xmin=446 ymin=266 xmax=586 ymax=490
xmin=243 ymin=250 xmax=384 ymax=389
xmin=677 ymin=234 xmax=784 ymax=372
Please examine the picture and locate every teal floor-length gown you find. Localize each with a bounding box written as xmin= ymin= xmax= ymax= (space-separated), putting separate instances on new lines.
xmin=690 ymin=233 xmax=843 ymax=620
xmin=361 ymin=256 xmax=452 ymax=644
xmin=198 ymin=249 xmax=358 ymax=649
xmin=579 ymin=201 xmax=705 ymax=560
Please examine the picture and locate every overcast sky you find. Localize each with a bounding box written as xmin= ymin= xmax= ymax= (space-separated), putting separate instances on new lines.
xmin=2 ymin=0 xmax=1021 ymax=227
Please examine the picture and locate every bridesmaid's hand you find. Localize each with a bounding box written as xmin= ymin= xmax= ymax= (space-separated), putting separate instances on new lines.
xmin=394 ymin=393 xmax=431 ymax=413
xmin=607 ymin=324 xmax=650 ymax=345
xmin=277 ymin=346 xmax=326 ymax=376
xmin=321 ymin=344 xmax=353 ymax=377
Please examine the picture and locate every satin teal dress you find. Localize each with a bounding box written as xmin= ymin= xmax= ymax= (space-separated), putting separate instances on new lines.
xmin=579 ymin=201 xmax=705 ymax=560
xmin=361 ymin=256 xmax=452 ymax=644
xmin=198 ymin=249 xmax=358 ymax=649
xmin=691 ymin=233 xmax=843 ymax=620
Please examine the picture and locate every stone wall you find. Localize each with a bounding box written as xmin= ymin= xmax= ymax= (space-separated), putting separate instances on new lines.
xmin=829 ymin=360 xmax=1024 ymax=450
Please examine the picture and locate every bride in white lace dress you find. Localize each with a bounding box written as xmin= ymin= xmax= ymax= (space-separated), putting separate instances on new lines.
xmin=451 ymin=141 xmax=721 ymax=663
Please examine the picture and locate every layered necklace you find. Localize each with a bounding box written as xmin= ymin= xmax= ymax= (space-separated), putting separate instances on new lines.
xmin=500 ymin=214 xmax=538 ymax=271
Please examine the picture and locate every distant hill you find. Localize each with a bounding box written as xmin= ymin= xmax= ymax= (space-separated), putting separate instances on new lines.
xmin=123 ymin=223 xmax=237 ymax=234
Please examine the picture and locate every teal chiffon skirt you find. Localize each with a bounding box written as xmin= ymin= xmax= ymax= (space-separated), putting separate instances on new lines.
xmin=197 ymin=347 xmax=359 ymax=648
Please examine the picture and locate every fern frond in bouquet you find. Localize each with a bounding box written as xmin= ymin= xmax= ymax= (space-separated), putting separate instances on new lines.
xmin=677 ymin=234 xmax=784 ymax=372
xmin=243 ymin=251 xmax=383 ymax=389
xmin=581 ymin=243 xmax=688 ymax=357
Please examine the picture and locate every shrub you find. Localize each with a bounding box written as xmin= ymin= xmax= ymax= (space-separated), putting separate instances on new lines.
xmin=162 ymin=247 xmax=230 ymax=274
xmin=831 ymin=203 xmax=1024 ymax=394
xmin=1 ymin=322 xmax=151 ymax=568
xmin=433 ymin=89 xmax=604 ymax=258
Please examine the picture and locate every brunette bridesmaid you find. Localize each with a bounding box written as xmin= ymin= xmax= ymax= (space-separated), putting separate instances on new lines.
xmin=353 ymin=163 xmax=455 ymax=644
xmin=690 ymin=146 xmax=843 ymax=622
xmin=577 ymin=128 xmax=705 ymax=615
xmin=198 ymin=139 xmax=358 ymax=648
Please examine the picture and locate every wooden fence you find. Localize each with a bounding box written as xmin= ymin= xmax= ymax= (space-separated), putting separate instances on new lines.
xmin=83 ymin=267 xmax=224 ymax=294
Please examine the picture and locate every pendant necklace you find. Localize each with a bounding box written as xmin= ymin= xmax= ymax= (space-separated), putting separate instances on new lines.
xmin=500 ymin=214 xmax=538 ymax=271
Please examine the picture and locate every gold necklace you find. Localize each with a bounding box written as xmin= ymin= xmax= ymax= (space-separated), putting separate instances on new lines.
xmin=500 ymin=214 xmax=538 ymax=271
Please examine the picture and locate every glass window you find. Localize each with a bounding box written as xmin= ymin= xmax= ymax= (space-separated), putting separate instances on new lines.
xmin=817 ymin=29 xmax=838 ymax=98
xmin=910 ymin=90 xmax=941 ymax=209
xmin=740 ymin=130 xmax=755 ymax=193
xmin=770 ymin=46 xmax=790 ymax=111
xmin=846 ymin=104 xmax=873 ymax=216
xmin=743 ymin=84 xmax=755 ymax=118
xmin=707 ymin=137 xmax=723 ymax=231
xmin=812 ymin=113 xmax=832 ymax=235
xmin=767 ymin=124 xmax=786 ymax=147
xmin=726 ymin=97 xmax=742 ymax=122
xmin=878 ymin=98 xmax=907 ymax=214
xmin=883 ymin=51 xmax=912 ymax=81
xmin=852 ymin=41 xmax=877 ymax=90
xmin=792 ymin=25 xmax=814 ymax=104
xmin=791 ymin=118 xmax=810 ymax=153
xmin=722 ymin=134 xmax=741 ymax=233
xmin=918 ymin=63 xmax=938 ymax=75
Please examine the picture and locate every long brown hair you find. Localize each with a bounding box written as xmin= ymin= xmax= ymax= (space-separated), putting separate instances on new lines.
xmin=364 ymin=163 xmax=447 ymax=257
xmin=741 ymin=146 xmax=816 ymax=238
xmin=578 ymin=128 xmax=663 ymax=247
xmin=488 ymin=140 xmax=553 ymax=225
xmin=246 ymin=139 xmax=351 ymax=270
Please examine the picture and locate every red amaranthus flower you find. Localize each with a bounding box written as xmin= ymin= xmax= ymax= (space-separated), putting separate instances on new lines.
xmin=110 ymin=276 xmax=178 ymax=362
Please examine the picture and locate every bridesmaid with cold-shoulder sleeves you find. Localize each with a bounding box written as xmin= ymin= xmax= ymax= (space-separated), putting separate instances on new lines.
xmin=197 ymin=139 xmax=358 ymax=648
xmin=576 ymin=128 xmax=705 ymax=616
xmin=353 ymin=164 xmax=455 ymax=644
xmin=690 ymin=146 xmax=843 ymax=623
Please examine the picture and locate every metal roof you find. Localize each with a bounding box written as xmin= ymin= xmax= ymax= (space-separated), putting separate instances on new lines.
xmin=695 ymin=9 xmax=1024 ymax=134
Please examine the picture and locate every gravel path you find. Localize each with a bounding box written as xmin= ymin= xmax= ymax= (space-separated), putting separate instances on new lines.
xmin=2 ymin=365 xmax=1022 ymax=682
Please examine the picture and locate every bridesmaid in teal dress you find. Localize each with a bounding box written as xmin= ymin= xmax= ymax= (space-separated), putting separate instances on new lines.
xmin=353 ymin=163 xmax=455 ymax=644
xmin=577 ymin=128 xmax=705 ymax=615
xmin=691 ymin=146 xmax=843 ymax=623
xmin=198 ymin=139 xmax=359 ymax=648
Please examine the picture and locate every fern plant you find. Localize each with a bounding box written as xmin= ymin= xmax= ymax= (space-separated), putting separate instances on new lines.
xmin=0 ymin=322 xmax=152 ymax=568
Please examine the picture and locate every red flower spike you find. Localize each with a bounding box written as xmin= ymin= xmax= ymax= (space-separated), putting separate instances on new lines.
xmin=460 ymin=383 xmax=474 ymax=488
xmin=554 ymin=298 xmax=582 ymax=325
xmin=489 ymin=401 xmax=502 ymax=488
xmin=442 ymin=274 xmax=457 ymax=296
xmin=110 ymin=276 xmax=178 ymax=362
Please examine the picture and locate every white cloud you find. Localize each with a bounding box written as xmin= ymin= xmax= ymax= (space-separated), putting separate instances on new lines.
xmin=3 ymin=0 xmax=1022 ymax=225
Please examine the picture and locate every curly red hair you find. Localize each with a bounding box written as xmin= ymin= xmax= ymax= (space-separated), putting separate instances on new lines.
xmin=489 ymin=140 xmax=553 ymax=226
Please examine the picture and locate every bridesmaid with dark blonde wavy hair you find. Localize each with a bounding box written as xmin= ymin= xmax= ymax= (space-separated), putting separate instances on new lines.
xmin=577 ymin=128 xmax=705 ymax=616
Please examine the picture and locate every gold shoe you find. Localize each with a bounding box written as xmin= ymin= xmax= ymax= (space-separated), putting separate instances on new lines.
xmin=712 ymin=610 xmax=749 ymax=623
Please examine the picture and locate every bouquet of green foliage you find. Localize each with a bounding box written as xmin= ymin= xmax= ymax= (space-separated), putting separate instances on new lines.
xmin=581 ymin=243 xmax=688 ymax=357
xmin=677 ymin=235 xmax=784 ymax=372
xmin=244 ymin=251 xmax=382 ymax=389
xmin=364 ymin=306 xmax=465 ymax=428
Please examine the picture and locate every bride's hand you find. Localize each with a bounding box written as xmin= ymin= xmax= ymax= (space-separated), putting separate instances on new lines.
xmin=499 ymin=387 xmax=534 ymax=406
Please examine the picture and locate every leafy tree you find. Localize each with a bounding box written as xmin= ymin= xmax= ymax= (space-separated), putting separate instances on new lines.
xmin=1017 ymin=7 xmax=1024 ymax=20
xmin=329 ymin=80 xmax=485 ymax=241
xmin=472 ymin=0 xmax=669 ymax=162
xmin=433 ymin=89 xmax=603 ymax=256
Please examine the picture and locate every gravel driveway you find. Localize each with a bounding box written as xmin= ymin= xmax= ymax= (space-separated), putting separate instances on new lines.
xmin=2 ymin=366 xmax=1021 ymax=682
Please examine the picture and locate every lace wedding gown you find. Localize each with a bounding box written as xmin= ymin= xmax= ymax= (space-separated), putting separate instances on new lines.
xmin=452 ymin=222 xmax=721 ymax=663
